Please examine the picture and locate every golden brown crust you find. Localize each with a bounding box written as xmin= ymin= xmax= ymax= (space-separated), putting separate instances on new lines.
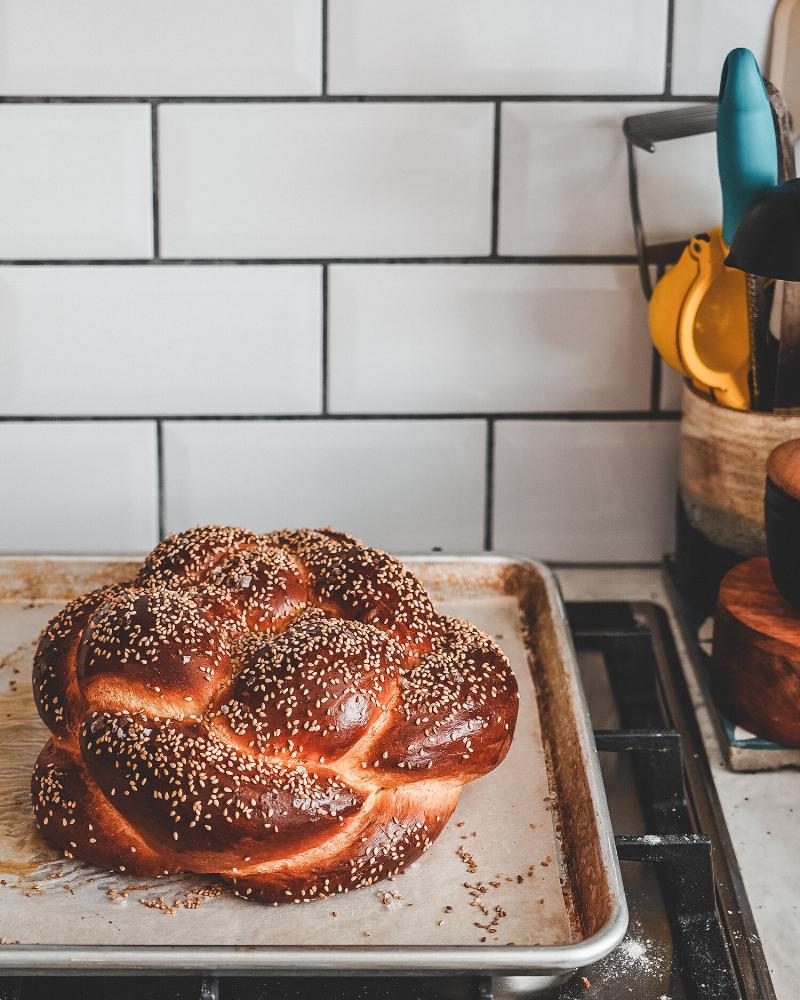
xmin=32 ymin=583 xmax=131 ymax=739
xmin=31 ymin=525 xmax=519 ymax=901
xmin=210 ymin=609 xmax=405 ymax=761
xmin=264 ymin=530 xmax=435 ymax=659
xmin=135 ymin=525 xmax=258 ymax=588
xmin=226 ymin=781 xmax=460 ymax=903
xmin=366 ymin=616 xmax=517 ymax=783
xmin=80 ymin=712 xmax=365 ymax=870
xmin=76 ymin=587 xmax=228 ymax=718
xmin=31 ymin=738 xmax=180 ymax=875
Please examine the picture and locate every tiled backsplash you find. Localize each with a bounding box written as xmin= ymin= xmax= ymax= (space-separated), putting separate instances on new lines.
xmin=0 ymin=266 xmax=322 ymax=414
xmin=0 ymin=0 xmax=777 ymax=559
xmin=0 ymin=104 xmax=153 ymax=257
xmin=327 ymin=265 xmax=654 ymax=413
xmin=162 ymin=420 xmax=487 ymax=552
xmin=159 ymin=103 xmax=495 ymax=257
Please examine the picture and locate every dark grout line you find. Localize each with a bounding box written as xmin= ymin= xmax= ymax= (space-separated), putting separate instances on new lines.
xmin=321 ymin=0 xmax=328 ymax=96
xmin=155 ymin=420 xmax=166 ymax=540
xmin=150 ymin=102 xmax=161 ymax=258
xmin=0 ymin=411 xmax=682 ymax=423
xmin=3 ymin=66 xmax=687 ymax=557
xmin=650 ymin=348 xmax=663 ymax=413
xmin=664 ymin=0 xmax=676 ymax=97
xmin=483 ymin=419 xmax=495 ymax=551
xmin=0 ymin=254 xmax=642 ymax=267
xmin=321 ymin=266 xmax=329 ymax=414
xmin=650 ymin=263 xmax=667 ymax=411
xmin=0 ymin=93 xmax=719 ymax=105
xmin=490 ymin=102 xmax=501 ymax=256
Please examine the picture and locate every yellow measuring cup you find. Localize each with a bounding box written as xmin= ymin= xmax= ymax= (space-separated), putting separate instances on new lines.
xmin=648 ymin=227 xmax=751 ymax=410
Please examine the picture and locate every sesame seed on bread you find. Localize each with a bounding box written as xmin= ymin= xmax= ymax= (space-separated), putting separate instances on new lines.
xmin=31 ymin=525 xmax=519 ymax=902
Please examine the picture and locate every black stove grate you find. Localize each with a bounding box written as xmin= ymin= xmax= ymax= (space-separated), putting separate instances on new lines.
xmin=560 ymin=600 xmax=774 ymax=1000
xmin=0 ymin=599 xmax=775 ymax=1000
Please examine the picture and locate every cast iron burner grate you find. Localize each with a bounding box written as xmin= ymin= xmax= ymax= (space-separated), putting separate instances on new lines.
xmin=0 ymin=601 xmax=775 ymax=1000
xmin=561 ymin=601 xmax=773 ymax=1000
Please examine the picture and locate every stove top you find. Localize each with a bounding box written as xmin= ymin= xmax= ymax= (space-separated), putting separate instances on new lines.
xmin=561 ymin=600 xmax=772 ymax=1000
xmin=0 ymin=597 xmax=775 ymax=1000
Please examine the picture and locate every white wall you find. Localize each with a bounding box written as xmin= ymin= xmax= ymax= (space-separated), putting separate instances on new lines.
xmin=0 ymin=0 xmax=778 ymax=559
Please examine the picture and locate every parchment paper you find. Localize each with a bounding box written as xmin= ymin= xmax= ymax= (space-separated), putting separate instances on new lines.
xmin=0 ymin=593 xmax=573 ymax=948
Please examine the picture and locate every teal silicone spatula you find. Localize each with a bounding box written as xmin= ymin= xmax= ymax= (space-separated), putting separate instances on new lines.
xmin=717 ymin=48 xmax=779 ymax=408
xmin=717 ymin=48 xmax=778 ymax=245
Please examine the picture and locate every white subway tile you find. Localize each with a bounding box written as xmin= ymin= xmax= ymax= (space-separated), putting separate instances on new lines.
xmin=672 ymin=0 xmax=775 ymax=96
xmin=660 ymin=364 xmax=686 ymax=411
xmin=159 ymin=104 xmax=493 ymax=258
xmin=329 ymin=0 xmax=668 ymax=95
xmin=0 ymin=0 xmax=320 ymax=96
xmin=499 ymin=102 xmax=721 ymax=256
xmin=163 ymin=420 xmax=486 ymax=551
xmin=329 ymin=265 xmax=652 ymax=413
xmin=0 ymin=105 xmax=152 ymax=259
xmin=493 ymin=421 xmax=679 ymax=561
xmin=0 ymin=266 xmax=321 ymax=415
xmin=0 ymin=422 xmax=158 ymax=553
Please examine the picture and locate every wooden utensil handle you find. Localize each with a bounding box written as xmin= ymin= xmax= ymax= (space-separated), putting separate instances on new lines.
xmin=774 ymin=281 xmax=800 ymax=410
xmin=767 ymin=82 xmax=796 ymax=182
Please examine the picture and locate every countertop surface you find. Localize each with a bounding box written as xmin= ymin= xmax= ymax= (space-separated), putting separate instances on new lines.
xmin=556 ymin=566 xmax=799 ymax=1000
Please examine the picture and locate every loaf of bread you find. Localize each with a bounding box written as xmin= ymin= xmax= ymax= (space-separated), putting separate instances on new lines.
xmin=31 ymin=526 xmax=518 ymax=903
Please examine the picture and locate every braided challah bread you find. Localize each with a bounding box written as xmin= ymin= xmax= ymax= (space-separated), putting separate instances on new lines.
xmin=31 ymin=526 xmax=519 ymax=903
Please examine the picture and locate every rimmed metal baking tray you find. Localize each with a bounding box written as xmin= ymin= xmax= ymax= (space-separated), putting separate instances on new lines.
xmin=0 ymin=554 xmax=627 ymax=994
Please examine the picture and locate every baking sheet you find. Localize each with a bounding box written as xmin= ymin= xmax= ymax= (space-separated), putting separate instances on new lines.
xmin=0 ymin=578 xmax=573 ymax=950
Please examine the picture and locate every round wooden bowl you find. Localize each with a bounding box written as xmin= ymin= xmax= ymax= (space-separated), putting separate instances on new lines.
xmin=680 ymin=385 xmax=800 ymax=557
xmin=765 ymin=439 xmax=800 ymax=610
xmin=712 ymin=556 xmax=800 ymax=747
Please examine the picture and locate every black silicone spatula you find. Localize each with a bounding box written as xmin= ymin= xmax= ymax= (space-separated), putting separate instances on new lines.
xmin=727 ymin=178 xmax=800 ymax=411
xmin=766 ymin=82 xmax=800 ymax=412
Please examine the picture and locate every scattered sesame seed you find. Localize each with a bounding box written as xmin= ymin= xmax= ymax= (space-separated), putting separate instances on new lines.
xmin=29 ymin=524 xmax=518 ymax=905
